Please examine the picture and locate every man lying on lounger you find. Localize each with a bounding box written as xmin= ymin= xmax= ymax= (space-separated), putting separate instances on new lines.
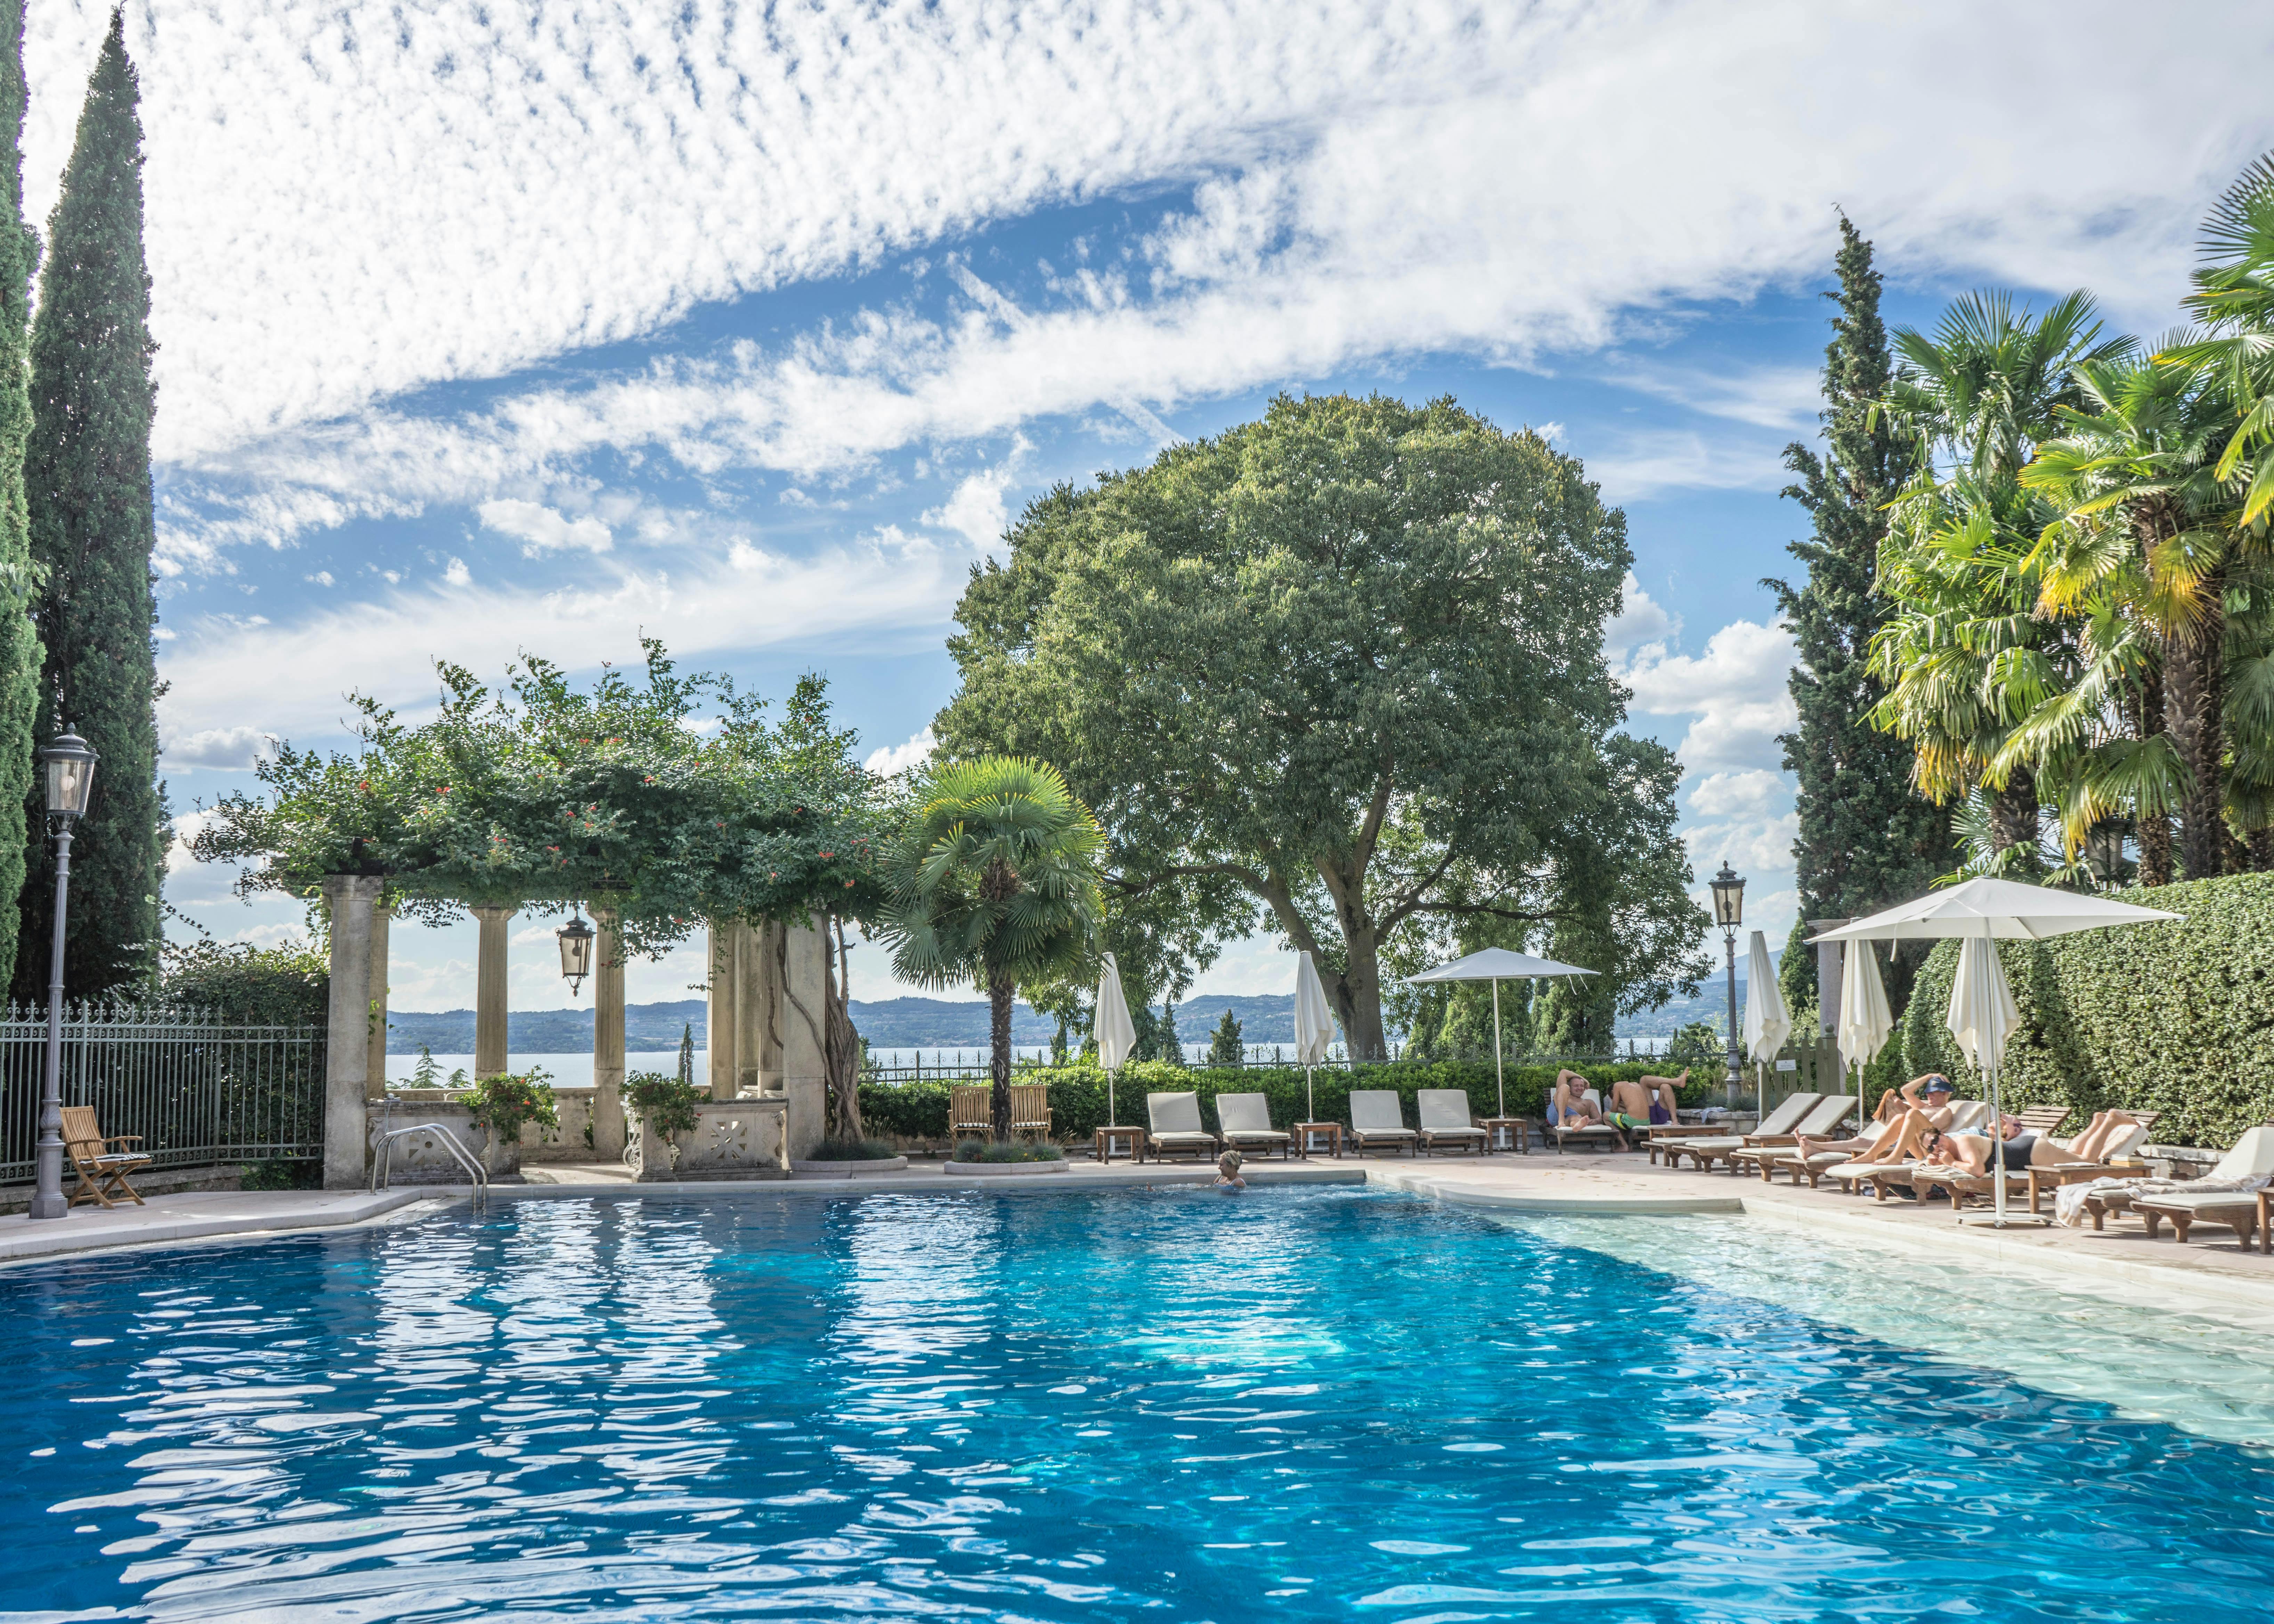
xmin=1795 ymin=1077 xmax=1961 ymax=1166
xmin=1550 ymin=1070 xmax=1622 ymax=1145
xmin=1869 ymin=1072 xmax=1958 ymax=1125
xmin=1608 ymin=1072 xmax=1684 ymax=1133
xmin=1941 ymin=1109 xmax=2147 ymax=1175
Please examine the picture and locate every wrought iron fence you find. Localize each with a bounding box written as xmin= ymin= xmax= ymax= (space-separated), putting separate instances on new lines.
xmin=0 ymin=1003 xmax=327 ymax=1185
xmin=861 ymin=1041 xmax=1679 ymax=1087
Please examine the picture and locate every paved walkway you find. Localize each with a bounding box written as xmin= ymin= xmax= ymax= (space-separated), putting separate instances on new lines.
xmin=0 ymin=1188 xmax=434 ymax=1267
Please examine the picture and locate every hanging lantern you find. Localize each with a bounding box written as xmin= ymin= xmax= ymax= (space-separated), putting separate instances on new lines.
xmin=557 ymin=907 xmax=595 ymax=995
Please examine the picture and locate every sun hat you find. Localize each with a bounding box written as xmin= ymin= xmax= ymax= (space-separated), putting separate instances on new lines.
xmin=1923 ymin=1076 xmax=1954 ymax=1095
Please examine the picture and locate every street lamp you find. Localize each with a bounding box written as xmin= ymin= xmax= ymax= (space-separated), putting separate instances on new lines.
xmin=556 ymin=907 xmax=595 ymax=996
xmin=1708 ymin=861 xmax=1745 ymax=1101
xmin=29 ymin=725 xmax=98 ymax=1221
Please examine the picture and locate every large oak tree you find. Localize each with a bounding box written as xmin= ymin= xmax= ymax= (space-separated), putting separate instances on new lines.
xmin=937 ymin=393 xmax=1706 ymax=1058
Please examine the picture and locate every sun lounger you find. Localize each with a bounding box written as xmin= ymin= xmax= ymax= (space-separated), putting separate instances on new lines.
xmin=1146 ymin=1092 xmax=1220 ymax=1162
xmin=1214 ymin=1092 xmax=1290 ymax=1158
xmin=1658 ymin=1093 xmax=1821 ymax=1170
xmin=1348 ymin=1090 xmax=1420 ymax=1157
xmin=1416 ymin=1090 xmax=1488 ymax=1156
xmin=1907 ymin=1107 xmax=2125 ymax=1208
xmin=1822 ymin=1100 xmax=1990 ymax=1199
xmin=2133 ymin=1188 xmax=2269 ymax=1246
xmin=1732 ymin=1096 xmax=1858 ymax=1178
xmin=2069 ymin=1124 xmax=2274 ymax=1230
xmin=62 ymin=1105 xmax=150 ymax=1209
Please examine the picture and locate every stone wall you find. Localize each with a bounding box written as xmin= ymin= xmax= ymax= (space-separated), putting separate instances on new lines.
xmin=626 ymin=1097 xmax=789 ymax=1181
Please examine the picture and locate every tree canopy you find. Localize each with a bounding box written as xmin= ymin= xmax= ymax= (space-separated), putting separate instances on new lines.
xmin=192 ymin=642 xmax=887 ymax=954
xmin=937 ymin=392 xmax=1707 ymax=1058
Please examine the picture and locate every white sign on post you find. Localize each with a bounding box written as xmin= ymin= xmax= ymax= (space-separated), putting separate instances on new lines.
xmin=1775 ymin=1059 xmax=1797 ymax=1072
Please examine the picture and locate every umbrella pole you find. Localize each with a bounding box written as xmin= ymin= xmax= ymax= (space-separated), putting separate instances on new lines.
xmin=1108 ymin=1065 xmax=1116 ymax=1133
xmin=1492 ymin=978 xmax=1505 ymax=1119
xmin=1305 ymin=1064 xmax=1315 ymax=1121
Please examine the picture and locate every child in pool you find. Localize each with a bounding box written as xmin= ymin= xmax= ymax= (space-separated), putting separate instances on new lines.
xmin=1217 ymin=1149 xmax=1246 ymax=1188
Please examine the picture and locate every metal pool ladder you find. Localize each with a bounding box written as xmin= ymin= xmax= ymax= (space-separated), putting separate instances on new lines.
xmin=370 ymin=1098 xmax=489 ymax=1208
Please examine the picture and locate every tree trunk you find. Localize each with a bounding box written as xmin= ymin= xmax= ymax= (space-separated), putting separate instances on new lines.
xmin=1990 ymin=766 xmax=2039 ymax=859
xmin=822 ymin=917 xmax=863 ymax=1142
xmin=2251 ymin=826 xmax=2274 ymax=873
xmin=2135 ymin=666 xmax=2172 ymax=886
xmin=989 ymin=969 xmax=1014 ymax=1140
xmin=2165 ymin=602 xmax=2227 ymax=881
xmin=1333 ymin=928 xmax=1390 ymax=1061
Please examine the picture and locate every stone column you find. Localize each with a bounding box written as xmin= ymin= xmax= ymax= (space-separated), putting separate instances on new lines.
xmin=706 ymin=920 xmax=738 ymax=1101
xmin=738 ymin=918 xmax=780 ymax=1097
xmin=364 ymin=902 xmax=392 ymax=1102
xmin=778 ymin=913 xmax=829 ymax=1159
xmin=592 ymin=905 xmax=627 ymax=1158
xmin=322 ymin=874 xmax=384 ymax=1189
xmin=472 ymin=905 xmax=515 ymax=1079
xmin=1812 ymin=917 xmax=1851 ymax=1102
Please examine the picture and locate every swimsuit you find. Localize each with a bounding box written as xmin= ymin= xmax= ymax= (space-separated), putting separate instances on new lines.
xmin=1609 ymin=1111 xmax=1647 ymax=1130
xmin=1649 ymin=1103 xmax=1673 ymax=1125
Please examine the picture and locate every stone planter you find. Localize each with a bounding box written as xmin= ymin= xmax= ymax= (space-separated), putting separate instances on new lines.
xmin=946 ymin=1158 xmax=1069 ymax=1177
xmin=627 ymin=1097 xmax=789 ymax=1181
xmin=790 ymin=1156 xmax=911 ymax=1176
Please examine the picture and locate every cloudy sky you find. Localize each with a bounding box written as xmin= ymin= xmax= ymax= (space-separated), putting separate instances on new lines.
xmin=69 ymin=1 xmax=2270 ymax=1018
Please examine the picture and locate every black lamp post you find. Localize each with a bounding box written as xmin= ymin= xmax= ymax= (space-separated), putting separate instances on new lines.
xmin=28 ymin=725 xmax=98 ymax=1221
xmin=556 ymin=907 xmax=595 ymax=996
xmin=1707 ymin=861 xmax=1745 ymax=1102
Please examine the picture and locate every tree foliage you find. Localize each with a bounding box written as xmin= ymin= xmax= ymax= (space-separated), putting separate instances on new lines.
xmin=937 ymin=392 xmax=1707 ymax=1059
xmin=0 ymin=1 xmax=44 ymax=994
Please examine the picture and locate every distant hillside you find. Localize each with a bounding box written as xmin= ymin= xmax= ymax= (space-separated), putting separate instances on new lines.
xmin=388 ymin=991 xmax=1306 ymax=1052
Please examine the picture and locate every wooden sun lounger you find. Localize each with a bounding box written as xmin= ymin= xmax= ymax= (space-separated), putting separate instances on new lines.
xmin=1349 ymin=1090 xmax=1420 ymax=1157
xmin=1215 ymin=1092 xmax=1291 ymax=1159
xmin=1146 ymin=1092 xmax=1220 ymax=1161
xmin=62 ymin=1105 xmax=151 ymax=1209
xmin=1733 ymin=1096 xmax=1858 ymax=1178
xmin=1657 ymin=1093 xmax=1820 ymax=1170
xmin=2134 ymin=1188 xmax=2269 ymax=1246
xmin=1417 ymin=1090 xmax=1488 ymax=1156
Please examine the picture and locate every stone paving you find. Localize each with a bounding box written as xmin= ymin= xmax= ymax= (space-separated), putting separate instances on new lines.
xmin=0 ymin=1188 xmax=433 ymax=1267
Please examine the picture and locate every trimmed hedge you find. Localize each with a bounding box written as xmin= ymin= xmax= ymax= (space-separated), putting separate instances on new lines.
xmin=1899 ymin=871 xmax=2274 ymax=1148
xmin=859 ymin=1058 xmax=1707 ymax=1143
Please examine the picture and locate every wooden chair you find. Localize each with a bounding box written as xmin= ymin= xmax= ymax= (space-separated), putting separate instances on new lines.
xmin=62 ymin=1105 xmax=151 ymax=1209
xmin=1008 ymin=1082 xmax=1053 ymax=1140
xmin=949 ymin=1085 xmax=991 ymax=1139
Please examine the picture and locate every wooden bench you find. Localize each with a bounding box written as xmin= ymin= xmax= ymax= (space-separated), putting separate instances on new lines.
xmin=62 ymin=1105 xmax=151 ymax=1209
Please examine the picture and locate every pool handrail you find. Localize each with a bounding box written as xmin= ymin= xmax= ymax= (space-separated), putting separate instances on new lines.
xmin=369 ymin=1098 xmax=489 ymax=1206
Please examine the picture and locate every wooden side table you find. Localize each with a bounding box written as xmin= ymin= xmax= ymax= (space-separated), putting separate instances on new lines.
xmin=2261 ymin=1186 xmax=2271 ymax=1255
xmin=1481 ymin=1117 xmax=1528 ymax=1154
xmin=1294 ymin=1121 xmax=1343 ymax=1159
xmin=1094 ymin=1124 xmax=1146 ymax=1163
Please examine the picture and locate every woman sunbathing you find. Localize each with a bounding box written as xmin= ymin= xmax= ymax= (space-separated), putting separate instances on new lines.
xmin=1944 ymin=1109 xmax=2146 ymax=1175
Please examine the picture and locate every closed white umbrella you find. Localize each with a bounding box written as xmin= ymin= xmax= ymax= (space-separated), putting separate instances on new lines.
xmin=1405 ymin=947 xmax=1598 ymax=1120
xmin=1835 ymin=939 xmax=1894 ymax=1122
xmin=1812 ymin=876 xmax=2182 ymax=1226
xmin=1293 ymin=952 xmax=1334 ymax=1121
xmin=1740 ymin=929 xmax=1791 ymax=1120
xmin=1095 ymin=953 xmax=1137 ymax=1129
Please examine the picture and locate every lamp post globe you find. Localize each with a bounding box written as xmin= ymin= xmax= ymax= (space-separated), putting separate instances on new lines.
xmin=557 ymin=908 xmax=596 ymax=996
xmin=29 ymin=725 xmax=99 ymax=1221
xmin=1708 ymin=862 xmax=1745 ymax=1100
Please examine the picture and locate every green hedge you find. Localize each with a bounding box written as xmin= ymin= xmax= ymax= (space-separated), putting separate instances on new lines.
xmin=858 ymin=1058 xmax=1707 ymax=1142
xmin=1899 ymin=871 xmax=2274 ymax=1148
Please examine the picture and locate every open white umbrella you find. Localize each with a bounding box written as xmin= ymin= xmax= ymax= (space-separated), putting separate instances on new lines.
xmin=1740 ymin=929 xmax=1790 ymax=1119
xmin=1812 ymin=875 xmax=2182 ymax=1226
xmin=1405 ymin=947 xmax=1599 ymax=1120
xmin=1095 ymin=953 xmax=1137 ymax=1129
xmin=1292 ymin=952 xmax=1335 ymax=1121
xmin=1835 ymin=939 xmax=1894 ymax=1123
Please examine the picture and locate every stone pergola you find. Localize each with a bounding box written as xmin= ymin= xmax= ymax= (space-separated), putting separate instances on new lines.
xmin=319 ymin=874 xmax=831 ymax=1188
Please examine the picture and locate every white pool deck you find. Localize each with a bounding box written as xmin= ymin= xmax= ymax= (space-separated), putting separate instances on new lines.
xmin=7 ymin=1150 xmax=2272 ymax=1319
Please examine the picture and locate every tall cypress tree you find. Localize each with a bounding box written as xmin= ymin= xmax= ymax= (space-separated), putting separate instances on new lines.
xmin=0 ymin=1 xmax=44 ymax=998
xmin=13 ymin=11 xmax=165 ymax=1003
xmin=1764 ymin=219 xmax=1951 ymax=1003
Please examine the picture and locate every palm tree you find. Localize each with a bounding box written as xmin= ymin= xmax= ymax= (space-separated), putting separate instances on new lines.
xmin=874 ymin=756 xmax=1105 ymax=1139
xmin=2170 ymin=152 xmax=2274 ymax=527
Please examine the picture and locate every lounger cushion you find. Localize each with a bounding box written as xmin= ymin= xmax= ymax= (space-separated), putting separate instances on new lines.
xmin=1147 ymin=1092 xmax=1207 ymax=1136
xmin=1215 ymin=1093 xmax=1277 ymax=1136
xmin=1349 ymin=1091 xmax=1412 ymax=1134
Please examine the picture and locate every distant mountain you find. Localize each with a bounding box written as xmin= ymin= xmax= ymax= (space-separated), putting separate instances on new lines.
xmin=387 ymin=991 xmax=1307 ymax=1052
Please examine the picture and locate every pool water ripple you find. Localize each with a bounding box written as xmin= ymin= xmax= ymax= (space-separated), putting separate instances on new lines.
xmin=1 ymin=1187 xmax=2271 ymax=1620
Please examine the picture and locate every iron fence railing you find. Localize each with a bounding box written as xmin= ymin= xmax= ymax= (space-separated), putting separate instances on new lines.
xmin=860 ymin=1040 xmax=1683 ymax=1086
xmin=0 ymin=1003 xmax=327 ymax=1185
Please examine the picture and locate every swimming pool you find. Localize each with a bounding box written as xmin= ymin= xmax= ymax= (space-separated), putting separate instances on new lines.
xmin=4 ymin=1188 xmax=2272 ymax=1621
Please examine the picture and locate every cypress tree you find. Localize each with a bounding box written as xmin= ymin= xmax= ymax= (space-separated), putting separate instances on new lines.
xmin=0 ymin=1 xmax=44 ymax=998
xmin=13 ymin=12 xmax=165 ymax=1003
xmin=1764 ymin=219 xmax=1951 ymax=1006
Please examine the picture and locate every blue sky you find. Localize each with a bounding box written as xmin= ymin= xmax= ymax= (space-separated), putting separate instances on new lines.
xmin=52 ymin=1 xmax=2268 ymax=1017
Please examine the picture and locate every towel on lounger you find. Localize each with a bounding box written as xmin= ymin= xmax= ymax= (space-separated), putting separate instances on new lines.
xmin=2052 ymin=1171 xmax=2272 ymax=1228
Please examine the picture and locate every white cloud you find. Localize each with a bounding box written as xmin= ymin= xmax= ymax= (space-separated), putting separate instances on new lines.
xmin=1603 ymin=571 xmax=1679 ymax=661
xmin=1602 ymin=362 xmax=1822 ymax=432
xmin=921 ymin=438 xmax=1031 ymax=549
xmin=477 ymin=499 xmax=612 ymax=556
xmin=444 ymin=556 xmax=472 ymax=586
xmin=1583 ymin=430 xmax=1790 ymax=503
xmin=162 ymin=724 xmax=276 ymax=770
xmin=1620 ymin=619 xmax=1797 ymax=775
xmin=865 ymin=727 xmax=937 ymax=777
xmin=1686 ymin=769 xmax=1787 ymax=819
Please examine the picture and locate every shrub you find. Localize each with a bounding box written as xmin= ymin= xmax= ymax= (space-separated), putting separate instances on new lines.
xmin=463 ymin=1067 xmax=558 ymax=1145
xmin=160 ymin=939 xmax=328 ymax=1024
xmin=1898 ymin=871 xmax=2274 ymax=1148
xmin=812 ymin=1137 xmax=898 ymax=1161
xmin=951 ymin=1137 xmax=1063 ymax=1163
xmin=860 ymin=1057 xmax=1703 ymax=1142
xmin=625 ymin=1071 xmax=702 ymax=1141
xmin=239 ymin=1157 xmax=320 ymax=1190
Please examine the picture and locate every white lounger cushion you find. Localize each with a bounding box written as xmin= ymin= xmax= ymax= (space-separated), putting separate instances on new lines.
xmin=1148 ymin=1092 xmax=1207 ymax=1136
xmin=1418 ymin=1091 xmax=1483 ymax=1135
xmin=1217 ymin=1093 xmax=1288 ymax=1139
xmin=2209 ymin=1125 xmax=2274 ymax=1181
xmin=1349 ymin=1090 xmax=1415 ymax=1136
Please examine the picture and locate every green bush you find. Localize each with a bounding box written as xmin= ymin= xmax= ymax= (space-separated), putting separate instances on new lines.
xmin=812 ymin=1137 xmax=899 ymax=1161
xmin=1899 ymin=871 xmax=2274 ymax=1148
xmin=951 ymin=1138 xmax=1064 ymax=1163
xmin=624 ymin=1071 xmax=702 ymax=1141
xmin=463 ymin=1067 xmax=558 ymax=1144
xmin=239 ymin=1157 xmax=320 ymax=1190
xmin=160 ymin=939 xmax=328 ymax=1024
xmin=859 ymin=1058 xmax=1704 ymax=1142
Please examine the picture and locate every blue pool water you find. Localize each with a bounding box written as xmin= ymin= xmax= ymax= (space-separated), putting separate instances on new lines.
xmin=4 ymin=1188 xmax=2273 ymax=1621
